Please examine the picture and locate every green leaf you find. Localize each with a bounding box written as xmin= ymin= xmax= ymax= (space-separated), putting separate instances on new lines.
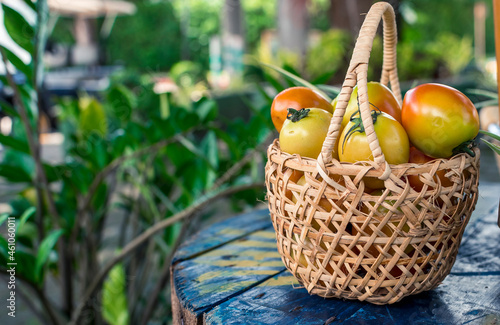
xmin=107 ymin=84 xmax=136 ymax=121
xmin=102 ymin=263 xmax=129 ymax=325
xmin=0 ymin=213 xmax=9 ymax=227
xmin=195 ymin=98 xmax=218 ymax=123
xmin=479 ymin=130 xmax=500 ymax=142
xmin=254 ymin=83 xmax=273 ymax=104
xmin=466 ymin=89 xmax=498 ymax=100
xmin=65 ymin=162 xmax=93 ymax=194
xmin=201 ymin=131 xmax=218 ymax=189
xmin=15 ymin=250 xmax=37 ymax=283
xmin=0 ymin=236 xmax=8 ymax=265
xmin=311 ymin=71 xmax=336 ymax=85
xmin=2 ymin=150 xmax=35 ymax=179
xmin=0 ymin=133 xmax=30 ymax=154
xmin=0 ymin=98 xmax=20 ymax=117
xmin=35 ymin=229 xmax=63 ymax=282
xmin=79 ymin=97 xmax=108 ymax=138
xmin=482 ymin=139 xmax=500 ymax=156
xmin=165 ymin=221 xmax=182 ymax=246
xmin=263 ymin=71 xmax=285 ymax=93
xmin=23 ymin=0 xmax=36 ymax=11
xmin=92 ymin=137 xmax=109 ymax=169
xmin=240 ymin=96 xmax=274 ymax=130
xmin=0 ymin=164 xmax=32 ymax=182
xmin=91 ymin=183 xmax=108 ymax=212
xmin=151 ymin=184 xmax=178 ymax=214
xmin=475 ymin=99 xmax=499 ymax=109
xmin=211 ymin=128 xmax=241 ymax=160
xmin=178 ymin=135 xmax=217 ymax=171
xmin=282 ymin=63 xmax=300 ymax=88
xmin=316 ymin=84 xmax=341 ymax=98
xmin=44 ymin=163 xmax=66 ymax=183
xmin=2 ymin=4 xmax=34 ymax=53
xmin=0 ymin=46 xmax=32 ymax=80
xmin=172 ymin=109 xmax=200 ymax=132
xmin=16 ymin=206 xmax=35 ymax=233
xmin=259 ymin=62 xmax=332 ymax=102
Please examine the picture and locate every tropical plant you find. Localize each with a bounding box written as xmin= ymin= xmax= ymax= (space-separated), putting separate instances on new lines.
xmin=0 ymin=1 xmax=276 ymax=324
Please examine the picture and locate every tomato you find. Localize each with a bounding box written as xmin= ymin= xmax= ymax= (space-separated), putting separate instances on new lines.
xmin=401 ymin=83 xmax=479 ymax=158
xmin=285 ymin=170 xmax=304 ymax=201
xmin=331 ymin=94 xmax=339 ymax=109
xmin=342 ymin=82 xmax=402 ymax=130
xmin=338 ymin=111 xmax=410 ymax=189
xmin=408 ymin=147 xmax=453 ymax=191
xmin=271 ymin=87 xmax=333 ymax=132
xmin=280 ymin=108 xmax=338 ymax=160
xmin=290 ymin=233 xmax=315 ymax=268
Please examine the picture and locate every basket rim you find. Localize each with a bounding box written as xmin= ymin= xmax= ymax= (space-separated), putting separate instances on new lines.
xmin=268 ymin=139 xmax=480 ymax=178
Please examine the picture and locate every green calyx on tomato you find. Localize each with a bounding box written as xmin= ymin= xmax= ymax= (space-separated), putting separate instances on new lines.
xmin=338 ymin=109 xmax=409 ymax=189
xmin=341 ymin=82 xmax=402 ymax=130
xmin=286 ymin=108 xmax=311 ymax=122
xmin=271 ymin=87 xmax=333 ymax=132
xmin=341 ymin=108 xmax=381 ymax=154
xmin=279 ymin=107 xmax=338 ymax=160
xmin=452 ymin=139 xmax=476 ymax=157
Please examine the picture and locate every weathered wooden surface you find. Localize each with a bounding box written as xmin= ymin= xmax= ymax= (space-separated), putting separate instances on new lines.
xmin=171 ymin=182 xmax=500 ymax=325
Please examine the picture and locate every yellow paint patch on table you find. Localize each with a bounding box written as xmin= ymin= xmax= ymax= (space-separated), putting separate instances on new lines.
xmin=203 ymin=249 xmax=281 ymax=260
xmin=197 ymin=280 xmax=256 ymax=296
xmin=209 ymin=260 xmax=285 ymax=268
xmin=196 ymin=269 xmax=278 ymax=283
xmin=233 ymin=240 xmax=277 ymax=249
xmin=218 ymin=228 xmax=244 ymax=236
xmin=261 ymin=275 xmax=300 ymax=287
xmin=252 ymin=231 xmax=277 ymax=240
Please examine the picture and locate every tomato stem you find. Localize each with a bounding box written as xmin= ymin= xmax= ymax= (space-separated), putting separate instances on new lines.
xmin=286 ymin=108 xmax=310 ymax=122
xmin=342 ymin=108 xmax=381 ymax=154
xmin=452 ymin=139 xmax=476 ymax=157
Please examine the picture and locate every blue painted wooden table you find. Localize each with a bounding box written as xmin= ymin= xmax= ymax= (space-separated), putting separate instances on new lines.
xmin=171 ymin=182 xmax=500 ymax=325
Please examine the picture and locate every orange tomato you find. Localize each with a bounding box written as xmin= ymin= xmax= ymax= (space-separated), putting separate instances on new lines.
xmin=271 ymin=87 xmax=333 ymax=132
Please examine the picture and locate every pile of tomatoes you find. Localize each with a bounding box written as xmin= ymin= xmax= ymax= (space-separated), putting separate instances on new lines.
xmin=271 ymin=83 xmax=480 ymax=191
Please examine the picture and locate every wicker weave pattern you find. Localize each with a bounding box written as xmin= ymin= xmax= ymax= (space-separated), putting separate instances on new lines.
xmin=265 ymin=2 xmax=480 ymax=305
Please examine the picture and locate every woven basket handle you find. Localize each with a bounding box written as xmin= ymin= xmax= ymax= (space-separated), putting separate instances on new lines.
xmin=318 ymin=1 xmax=401 ymax=182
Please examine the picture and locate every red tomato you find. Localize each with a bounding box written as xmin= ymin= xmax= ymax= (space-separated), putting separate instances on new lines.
xmin=271 ymin=87 xmax=333 ymax=132
xmin=342 ymin=82 xmax=402 ymax=130
xmin=401 ymin=83 xmax=479 ymax=158
xmin=408 ymin=147 xmax=453 ymax=191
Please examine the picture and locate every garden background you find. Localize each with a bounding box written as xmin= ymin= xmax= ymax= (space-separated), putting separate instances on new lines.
xmin=0 ymin=0 xmax=498 ymax=324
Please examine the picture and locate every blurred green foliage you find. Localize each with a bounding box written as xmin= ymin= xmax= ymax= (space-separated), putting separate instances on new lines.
xmin=401 ymin=0 xmax=495 ymax=56
xmin=306 ymin=29 xmax=351 ymax=83
xmin=48 ymin=0 xmax=488 ymax=85
xmin=105 ymin=0 xmax=182 ymax=71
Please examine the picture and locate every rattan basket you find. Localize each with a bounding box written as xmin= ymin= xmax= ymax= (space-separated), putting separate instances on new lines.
xmin=265 ymin=1 xmax=480 ymax=305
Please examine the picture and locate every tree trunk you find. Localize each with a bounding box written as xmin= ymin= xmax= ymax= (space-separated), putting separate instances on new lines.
xmin=221 ymin=0 xmax=244 ymax=80
xmin=328 ymin=0 xmax=373 ymax=35
xmin=277 ymin=0 xmax=309 ymax=66
xmin=329 ymin=0 xmax=401 ymax=38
